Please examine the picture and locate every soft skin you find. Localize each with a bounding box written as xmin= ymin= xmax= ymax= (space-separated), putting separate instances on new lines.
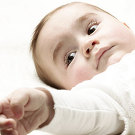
xmin=36 ymin=3 xmax=135 ymax=89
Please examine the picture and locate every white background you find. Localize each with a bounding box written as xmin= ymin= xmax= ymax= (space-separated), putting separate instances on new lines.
xmin=0 ymin=0 xmax=135 ymax=134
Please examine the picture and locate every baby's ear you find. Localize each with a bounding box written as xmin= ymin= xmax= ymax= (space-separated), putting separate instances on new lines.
xmin=123 ymin=22 xmax=130 ymax=28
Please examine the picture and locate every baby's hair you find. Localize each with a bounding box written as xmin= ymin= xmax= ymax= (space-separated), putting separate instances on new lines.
xmin=30 ymin=2 xmax=115 ymax=89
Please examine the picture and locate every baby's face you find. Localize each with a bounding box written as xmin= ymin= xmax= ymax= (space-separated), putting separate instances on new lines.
xmin=36 ymin=3 xmax=135 ymax=89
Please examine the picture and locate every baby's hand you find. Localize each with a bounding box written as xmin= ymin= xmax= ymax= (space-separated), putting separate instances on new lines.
xmin=1 ymin=88 xmax=54 ymax=135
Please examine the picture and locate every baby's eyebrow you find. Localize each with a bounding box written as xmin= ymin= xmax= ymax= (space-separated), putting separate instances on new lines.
xmin=76 ymin=13 xmax=97 ymax=24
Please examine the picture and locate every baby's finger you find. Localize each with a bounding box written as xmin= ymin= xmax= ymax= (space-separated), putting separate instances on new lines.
xmin=0 ymin=115 xmax=16 ymax=130
xmin=1 ymin=128 xmax=18 ymax=135
xmin=8 ymin=89 xmax=29 ymax=119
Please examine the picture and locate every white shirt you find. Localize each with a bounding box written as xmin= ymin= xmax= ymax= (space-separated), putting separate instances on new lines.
xmin=40 ymin=50 xmax=135 ymax=135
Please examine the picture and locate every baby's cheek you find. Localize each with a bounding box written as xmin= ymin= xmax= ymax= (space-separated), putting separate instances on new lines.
xmin=71 ymin=66 xmax=93 ymax=85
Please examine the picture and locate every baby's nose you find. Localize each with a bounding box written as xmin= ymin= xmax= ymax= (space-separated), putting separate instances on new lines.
xmin=83 ymin=40 xmax=99 ymax=58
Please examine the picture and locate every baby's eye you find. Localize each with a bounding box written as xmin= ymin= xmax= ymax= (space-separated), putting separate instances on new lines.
xmin=65 ymin=52 xmax=76 ymax=66
xmin=87 ymin=23 xmax=98 ymax=35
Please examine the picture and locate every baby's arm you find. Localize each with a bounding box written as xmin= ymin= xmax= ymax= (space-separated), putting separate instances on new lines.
xmin=1 ymin=87 xmax=124 ymax=135
xmin=0 ymin=87 xmax=124 ymax=135
xmin=39 ymin=87 xmax=124 ymax=135
xmin=1 ymin=88 xmax=54 ymax=135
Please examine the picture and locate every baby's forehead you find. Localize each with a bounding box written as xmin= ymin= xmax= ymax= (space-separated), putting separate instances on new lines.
xmin=45 ymin=3 xmax=100 ymax=28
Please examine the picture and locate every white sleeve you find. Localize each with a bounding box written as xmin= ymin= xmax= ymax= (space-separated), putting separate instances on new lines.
xmin=40 ymin=89 xmax=124 ymax=135
xmin=39 ymin=50 xmax=135 ymax=135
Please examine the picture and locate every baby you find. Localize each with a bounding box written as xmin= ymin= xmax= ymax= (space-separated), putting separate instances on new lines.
xmin=1 ymin=2 xmax=135 ymax=135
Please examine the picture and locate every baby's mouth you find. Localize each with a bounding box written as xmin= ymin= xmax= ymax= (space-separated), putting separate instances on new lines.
xmin=96 ymin=45 xmax=115 ymax=70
